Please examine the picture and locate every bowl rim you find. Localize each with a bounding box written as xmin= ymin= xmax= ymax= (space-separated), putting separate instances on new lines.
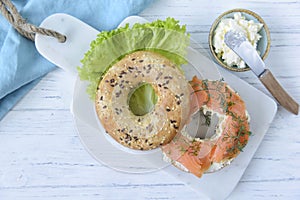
xmin=208 ymin=8 xmax=271 ymax=72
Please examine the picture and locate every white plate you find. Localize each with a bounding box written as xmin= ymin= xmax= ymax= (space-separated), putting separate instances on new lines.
xmin=36 ymin=14 xmax=277 ymax=199
xmin=71 ymin=15 xmax=226 ymax=174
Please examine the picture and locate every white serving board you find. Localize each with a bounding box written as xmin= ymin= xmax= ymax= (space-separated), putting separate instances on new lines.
xmin=35 ymin=14 xmax=277 ymax=200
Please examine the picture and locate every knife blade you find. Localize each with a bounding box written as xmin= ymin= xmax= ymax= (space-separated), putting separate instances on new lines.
xmin=224 ymin=31 xmax=299 ymax=115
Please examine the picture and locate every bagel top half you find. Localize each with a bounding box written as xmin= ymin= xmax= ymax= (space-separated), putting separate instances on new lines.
xmin=95 ymin=51 xmax=192 ymax=150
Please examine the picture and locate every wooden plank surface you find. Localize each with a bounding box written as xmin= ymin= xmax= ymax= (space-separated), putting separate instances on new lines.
xmin=1 ymin=0 xmax=300 ymax=199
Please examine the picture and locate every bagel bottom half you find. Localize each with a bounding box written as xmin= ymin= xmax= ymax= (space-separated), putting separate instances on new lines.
xmin=162 ymin=77 xmax=251 ymax=177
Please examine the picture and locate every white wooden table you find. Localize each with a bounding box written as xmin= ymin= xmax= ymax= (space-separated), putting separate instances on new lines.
xmin=1 ymin=0 xmax=300 ymax=199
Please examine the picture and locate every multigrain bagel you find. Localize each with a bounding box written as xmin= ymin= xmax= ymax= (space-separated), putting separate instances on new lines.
xmin=95 ymin=51 xmax=192 ymax=150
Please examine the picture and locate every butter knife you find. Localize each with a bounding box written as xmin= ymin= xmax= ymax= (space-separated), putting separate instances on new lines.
xmin=224 ymin=31 xmax=299 ymax=115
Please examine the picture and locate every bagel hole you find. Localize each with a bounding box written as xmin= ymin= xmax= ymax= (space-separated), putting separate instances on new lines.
xmin=128 ymin=83 xmax=158 ymax=116
xmin=188 ymin=109 xmax=219 ymax=140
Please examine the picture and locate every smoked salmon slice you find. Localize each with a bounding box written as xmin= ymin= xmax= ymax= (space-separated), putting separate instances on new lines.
xmin=162 ymin=76 xmax=251 ymax=177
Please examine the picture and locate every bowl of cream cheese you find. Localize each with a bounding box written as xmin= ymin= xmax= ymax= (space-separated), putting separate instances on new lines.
xmin=209 ymin=9 xmax=271 ymax=72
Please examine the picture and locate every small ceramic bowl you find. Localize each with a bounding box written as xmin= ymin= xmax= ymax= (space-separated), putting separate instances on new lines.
xmin=209 ymin=8 xmax=271 ymax=72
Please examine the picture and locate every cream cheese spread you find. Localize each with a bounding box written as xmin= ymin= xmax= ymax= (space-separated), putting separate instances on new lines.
xmin=213 ymin=12 xmax=263 ymax=68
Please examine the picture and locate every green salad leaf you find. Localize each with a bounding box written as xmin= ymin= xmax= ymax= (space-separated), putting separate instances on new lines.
xmin=128 ymin=83 xmax=158 ymax=116
xmin=78 ymin=17 xmax=190 ymax=100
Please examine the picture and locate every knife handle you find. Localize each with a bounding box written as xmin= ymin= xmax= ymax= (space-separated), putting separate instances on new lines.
xmin=259 ymin=69 xmax=299 ymax=115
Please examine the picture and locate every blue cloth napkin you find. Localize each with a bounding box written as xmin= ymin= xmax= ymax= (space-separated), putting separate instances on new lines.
xmin=0 ymin=0 xmax=154 ymax=120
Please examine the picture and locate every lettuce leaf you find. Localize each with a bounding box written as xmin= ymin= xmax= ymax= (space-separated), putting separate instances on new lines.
xmin=128 ymin=83 xmax=158 ymax=116
xmin=78 ymin=17 xmax=190 ymax=100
